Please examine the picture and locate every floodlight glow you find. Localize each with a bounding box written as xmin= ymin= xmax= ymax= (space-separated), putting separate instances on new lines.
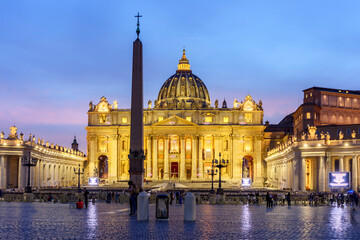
xmin=89 ymin=177 xmax=99 ymax=186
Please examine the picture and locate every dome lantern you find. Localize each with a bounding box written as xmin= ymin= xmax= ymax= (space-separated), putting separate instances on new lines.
xmin=177 ymin=49 xmax=191 ymax=72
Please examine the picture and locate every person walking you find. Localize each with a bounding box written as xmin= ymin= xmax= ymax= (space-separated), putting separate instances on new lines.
xmin=286 ymin=192 xmax=291 ymax=206
xmin=129 ymin=183 xmax=139 ymax=216
xmin=266 ymin=192 xmax=271 ymax=208
xmin=170 ymin=191 xmax=174 ymax=205
xmin=83 ymin=188 xmax=89 ymax=209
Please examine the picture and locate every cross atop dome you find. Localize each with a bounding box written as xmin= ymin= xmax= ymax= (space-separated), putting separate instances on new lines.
xmin=177 ymin=49 xmax=191 ymax=72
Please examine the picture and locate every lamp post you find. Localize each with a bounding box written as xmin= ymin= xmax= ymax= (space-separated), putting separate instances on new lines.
xmin=21 ymin=151 xmax=38 ymax=193
xmin=213 ymin=153 xmax=229 ymax=195
xmin=74 ymin=164 xmax=84 ymax=192
xmin=207 ymin=165 xmax=218 ymax=194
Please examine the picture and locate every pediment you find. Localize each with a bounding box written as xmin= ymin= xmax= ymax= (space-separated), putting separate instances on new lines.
xmin=152 ymin=115 xmax=197 ymax=127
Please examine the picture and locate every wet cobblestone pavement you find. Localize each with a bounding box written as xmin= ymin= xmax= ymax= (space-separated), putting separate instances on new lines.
xmin=1 ymin=202 xmax=360 ymax=239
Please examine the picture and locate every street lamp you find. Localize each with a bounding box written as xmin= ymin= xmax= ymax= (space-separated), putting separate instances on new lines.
xmin=213 ymin=153 xmax=229 ymax=195
xmin=207 ymin=165 xmax=218 ymax=194
xmin=74 ymin=164 xmax=84 ymax=192
xmin=21 ymin=151 xmax=38 ymax=193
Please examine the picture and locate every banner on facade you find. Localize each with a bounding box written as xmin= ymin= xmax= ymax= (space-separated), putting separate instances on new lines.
xmin=329 ymin=172 xmax=350 ymax=188
xmin=88 ymin=177 xmax=99 ymax=186
xmin=242 ymin=178 xmax=252 ymax=187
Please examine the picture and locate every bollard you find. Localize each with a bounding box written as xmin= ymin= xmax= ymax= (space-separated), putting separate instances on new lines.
xmin=137 ymin=191 xmax=150 ymax=221
xmin=184 ymin=192 xmax=196 ymax=221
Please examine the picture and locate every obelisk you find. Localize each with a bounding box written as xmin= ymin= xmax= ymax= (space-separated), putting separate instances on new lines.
xmin=129 ymin=13 xmax=145 ymax=189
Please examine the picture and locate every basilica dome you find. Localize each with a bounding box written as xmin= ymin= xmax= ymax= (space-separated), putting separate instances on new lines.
xmin=155 ymin=50 xmax=211 ymax=109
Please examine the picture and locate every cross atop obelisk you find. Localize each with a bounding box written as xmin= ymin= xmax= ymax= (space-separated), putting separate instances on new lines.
xmin=135 ymin=12 xmax=142 ymax=39
xmin=129 ymin=13 xmax=145 ymax=190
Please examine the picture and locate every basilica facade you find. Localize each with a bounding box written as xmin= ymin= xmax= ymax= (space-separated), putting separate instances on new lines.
xmin=86 ymin=50 xmax=266 ymax=186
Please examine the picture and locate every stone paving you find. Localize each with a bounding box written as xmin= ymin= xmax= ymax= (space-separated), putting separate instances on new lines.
xmin=0 ymin=201 xmax=360 ymax=239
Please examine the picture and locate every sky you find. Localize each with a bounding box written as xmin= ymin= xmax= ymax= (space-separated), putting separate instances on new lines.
xmin=1 ymin=1 xmax=360 ymax=152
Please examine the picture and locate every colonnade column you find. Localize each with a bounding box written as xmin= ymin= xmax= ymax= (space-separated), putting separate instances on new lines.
xmin=164 ymin=136 xmax=169 ymax=180
xmin=0 ymin=155 xmax=6 ymax=189
xmin=153 ymin=137 xmax=158 ymax=180
xmin=352 ymin=155 xmax=358 ymax=191
xmin=198 ymin=136 xmax=204 ymax=179
xmin=318 ymin=156 xmax=325 ymax=192
xmin=191 ymin=136 xmax=197 ymax=180
xmin=339 ymin=156 xmax=344 ymax=172
xmin=300 ymin=157 xmax=306 ymax=191
xmin=146 ymin=136 xmax=152 ymax=179
xmin=35 ymin=160 xmax=40 ymax=187
xmin=18 ymin=156 xmax=24 ymax=189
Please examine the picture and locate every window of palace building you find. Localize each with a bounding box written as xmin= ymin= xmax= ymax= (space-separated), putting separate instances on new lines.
xmin=122 ymin=117 xmax=128 ymax=123
xmin=158 ymin=116 xmax=164 ymax=122
xmin=186 ymin=116 xmax=192 ymax=122
xmin=223 ymin=116 xmax=229 ymax=123
xmin=306 ymin=112 xmax=311 ymax=119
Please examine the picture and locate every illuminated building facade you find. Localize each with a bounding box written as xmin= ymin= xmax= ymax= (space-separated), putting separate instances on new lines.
xmin=86 ymin=50 xmax=266 ymax=186
xmin=0 ymin=126 xmax=86 ymax=189
xmin=265 ymin=87 xmax=360 ymax=191
xmin=265 ymin=126 xmax=360 ymax=191
xmin=293 ymin=87 xmax=360 ymax=138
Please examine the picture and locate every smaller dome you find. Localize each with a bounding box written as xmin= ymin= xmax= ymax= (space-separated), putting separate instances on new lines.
xmin=155 ymin=50 xmax=211 ymax=110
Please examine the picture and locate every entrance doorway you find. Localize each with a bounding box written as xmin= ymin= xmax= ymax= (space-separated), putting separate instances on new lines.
xmin=186 ymin=168 xmax=191 ymax=180
xmin=171 ymin=162 xmax=178 ymax=179
xmin=242 ymin=155 xmax=254 ymax=181
xmin=98 ymin=155 xmax=108 ymax=179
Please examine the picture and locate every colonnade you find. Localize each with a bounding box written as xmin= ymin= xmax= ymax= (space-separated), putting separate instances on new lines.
xmin=0 ymin=154 xmax=85 ymax=189
xmin=266 ymin=139 xmax=360 ymax=191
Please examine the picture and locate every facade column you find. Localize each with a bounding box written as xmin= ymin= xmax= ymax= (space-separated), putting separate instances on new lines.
xmin=214 ymin=135 xmax=220 ymax=161
xmin=319 ymin=156 xmax=325 ymax=192
xmin=0 ymin=155 xmax=6 ymax=189
xmin=111 ymin=134 xmax=118 ymax=182
xmin=339 ymin=156 xmax=344 ymax=172
xmin=352 ymin=155 xmax=358 ymax=191
xmin=152 ymin=137 xmax=158 ymax=180
xmin=89 ymin=135 xmax=97 ymax=177
xmin=180 ymin=137 xmax=186 ymax=180
xmin=232 ymin=135 xmax=240 ymax=180
xmin=253 ymin=135 xmax=263 ymax=187
xmin=164 ymin=136 xmax=169 ymax=180
xmin=191 ymin=136 xmax=197 ymax=180
xmin=198 ymin=136 xmax=204 ymax=179
xmin=146 ymin=136 xmax=152 ymax=179
xmin=300 ymin=157 xmax=306 ymax=191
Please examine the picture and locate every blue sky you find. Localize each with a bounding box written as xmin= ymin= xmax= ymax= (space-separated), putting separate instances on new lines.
xmin=1 ymin=1 xmax=360 ymax=152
